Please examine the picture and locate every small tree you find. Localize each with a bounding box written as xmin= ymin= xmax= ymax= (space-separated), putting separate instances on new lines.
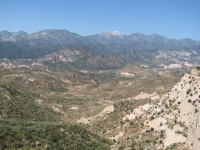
xmin=196 ymin=66 xmax=200 ymax=70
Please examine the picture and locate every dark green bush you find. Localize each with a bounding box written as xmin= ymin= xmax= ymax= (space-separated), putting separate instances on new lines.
xmin=0 ymin=119 xmax=111 ymax=150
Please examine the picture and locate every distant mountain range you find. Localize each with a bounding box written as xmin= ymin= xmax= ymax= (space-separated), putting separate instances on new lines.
xmin=0 ymin=29 xmax=200 ymax=70
xmin=0 ymin=29 xmax=199 ymax=48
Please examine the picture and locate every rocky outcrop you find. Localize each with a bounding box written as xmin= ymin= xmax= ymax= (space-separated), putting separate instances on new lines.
xmin=166 ymin=67 xmax=200 ymax=149
xmin=116 ymin=68 xmax=200 ymax=149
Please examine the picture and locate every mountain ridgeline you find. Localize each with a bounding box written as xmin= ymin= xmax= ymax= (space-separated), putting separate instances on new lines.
xmin=0 ymin=29 xmax=199 ymax=47
xmin=0 ymin=29 xmax=200 ymax=70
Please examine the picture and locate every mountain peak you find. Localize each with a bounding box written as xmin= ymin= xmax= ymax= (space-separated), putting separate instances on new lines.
xmin=100 ymin=31 xmax=125 ymax=40
xmin=101 ymin=31 xmax=124 ymax=35
xmin=0 ymin=30 xmax=13 ymax=37
xmin=15 ymin=31 xmax=28 ymax=35
xmin=111 ymin=31 xmax=124 ymax=35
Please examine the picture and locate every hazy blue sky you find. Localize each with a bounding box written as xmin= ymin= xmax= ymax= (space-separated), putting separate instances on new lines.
xmin=0 ymin=0 xmax=200 ymax=40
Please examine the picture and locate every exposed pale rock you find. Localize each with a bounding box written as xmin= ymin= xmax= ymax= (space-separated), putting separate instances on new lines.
xmin=70 ymin=106 xmax=79 ymax=110
xmin=148 ymin=117 xmax=167 ymax=128
xmin=120 ymin=72 xmax=135 ymax=77
xmin=52 ymin=106 xmax=64 ymax=114
xmin=134 ymin=92 xmax=156 ymax=100
xmin=164 ymin=127 xmax=186 ymax=147
xmin=77 ymin=105 xmax=114 ymax=124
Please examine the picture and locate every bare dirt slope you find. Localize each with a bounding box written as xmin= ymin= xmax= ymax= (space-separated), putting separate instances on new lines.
xmin=76 ymin=67 xmax=200 ymax=150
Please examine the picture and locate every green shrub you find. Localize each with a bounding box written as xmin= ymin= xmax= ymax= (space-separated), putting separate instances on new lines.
xmin=196 ymin=66 xmax=200 ymax=70
xmin=0 ymin=119 xmax=111 ymax=150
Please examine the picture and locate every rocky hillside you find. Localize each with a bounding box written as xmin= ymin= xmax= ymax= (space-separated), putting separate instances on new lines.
xmin=75 ymin=67 xmax=200 ymax=150
xmin=39 ymin=48 xmax=126 ymax=70
xmin=0 ymin=42 xmax=199 ymax=71
xmin=138 ymin=67 xmax=200 ymax=150
xmin=0 ymin=45 xmax=126 ymax=70
xmin=0 ymin=42 xmax=82 ymax=59
xmin=166 ymin=67 xmax=200 ymax=149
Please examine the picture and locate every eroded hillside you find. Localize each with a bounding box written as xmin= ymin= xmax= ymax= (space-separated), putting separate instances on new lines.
xmin=76 ymin=67 xmax=200 ymax=150
xmin=0 ymin=64 xmax=199 ymax=149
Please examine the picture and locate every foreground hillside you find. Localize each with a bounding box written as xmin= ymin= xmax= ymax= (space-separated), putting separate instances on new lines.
xmin=0 ymin=119 xmax=111 ymax=149
xmin=0 ymin=64 xmax=199 ymax=149
xmin=77 ymin=67 xmax=200 ymax=150
xmin=0 ymin=67 xmax=113 ymax=149
xmin=0 ymin=65 xmax=182 ymax=149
